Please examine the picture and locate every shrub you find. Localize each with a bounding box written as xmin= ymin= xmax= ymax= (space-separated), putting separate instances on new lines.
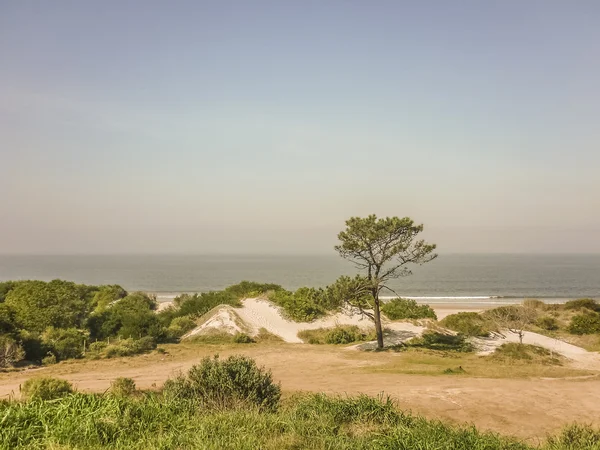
xmin=22 ymin=377 xmax=74 ymax=401
xmin=255 ymin=328 xmax=284 ymax=343
xmin=439 ymin=312 xmax=492 ymax=337
xmin=564 ymin=298 xmax=600 ymax=312
xmin=166 ymin=316 xmax=196 ymax=340
xmin=298 ymin=325 xmax=375 ymax=344
xmin=269 ymin=289 xmax=328 ymax=322
xmin=162 ymin=355 xmax=281 ymax=411
xmin=224 ymin=281 xmax=284 ymax=299
xmin=381 ymin=298 xmax=437 ymax=320
xmin=110 ymin=377 xmax=137 ymax=396
xmin=0 ymin=335 xmax=25 ymax=368
xmin=567 ymin=311 xmax=600 ymax=335
xmin=88 ymin=341 xmax=108 ymax=353
xmin=522 ymin=299 xmax=546 ymax=310
xmin=41 ymin=353 xmax=57 ymax=365
xmin=41 ymin=327 xmax=86 ymax=361
xmin=407 ymin=332 xmax=474 ymax=352
xmin=537 ymin=316 xmax=559 ymax=331
xmin=233 ymin=332 xmax=254 ymax=344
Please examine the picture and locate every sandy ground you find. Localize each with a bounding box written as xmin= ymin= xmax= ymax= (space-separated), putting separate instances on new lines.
xmin=1 ymin=344 xmax=599 ymax=442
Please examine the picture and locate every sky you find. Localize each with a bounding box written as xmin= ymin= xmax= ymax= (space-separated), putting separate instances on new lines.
xmin=1 ymin=1 xmax=599 ymax=254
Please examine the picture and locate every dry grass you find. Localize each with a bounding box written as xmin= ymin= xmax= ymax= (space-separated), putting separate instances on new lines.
xmin=354 ymin=348 xmax=593 ymax=378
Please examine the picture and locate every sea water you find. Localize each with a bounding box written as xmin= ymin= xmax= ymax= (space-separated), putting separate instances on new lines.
xmin=0 ymin=254 xmax=598 ymax=304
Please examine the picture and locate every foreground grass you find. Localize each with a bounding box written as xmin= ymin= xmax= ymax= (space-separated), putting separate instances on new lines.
xmin=1 ymin=391 xmax=599 ymax=449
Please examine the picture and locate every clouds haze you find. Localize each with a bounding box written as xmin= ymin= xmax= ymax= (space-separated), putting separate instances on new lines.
xmin=1 ymin=1 xmax=599 ymax=254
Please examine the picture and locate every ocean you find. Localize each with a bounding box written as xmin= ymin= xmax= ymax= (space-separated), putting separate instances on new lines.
xmin=0 ymin=254 xmax=598 ymax=305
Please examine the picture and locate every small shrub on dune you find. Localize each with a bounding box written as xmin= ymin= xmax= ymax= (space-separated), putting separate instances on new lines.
xmin=41 ymin=352 xmax=57 ymax=366
xmin=224 ymin=281 xmax=284 ymax=299
xmin=269 ymin=289 xmax=328 ymax=322
xmin=255 ymin=327 xmax=284 ymax=343
xmin=439 ymin=312 xmax=493 ymax=337
xmin=381 ymin=298 xmax=437 ymax=321
xmin=522 ymin=299 xmax=546 ymax=310
xmin=407 ymin=332 xmax=474 ymax=352
xmin=537 ymin=316 xmax=559 ymax=331
xmin=110 ymin=377 xmax=137 ymax=397
xmin=166 ymin=316 xmax=196 ymax=340
xmin=567 ymin=311 xmax=600 ymax=335
xmin=163 ymin=355 xmax=281 ymax=411
xmin=298 ymin=325 xmax=374 ymax=344
xmin=564 ymin=298 xmax=600 ymax=312
xmin=232 ymin=332 xmax=254 ymax=344
xmin=22 ymin=377 xmax=74 ymax=401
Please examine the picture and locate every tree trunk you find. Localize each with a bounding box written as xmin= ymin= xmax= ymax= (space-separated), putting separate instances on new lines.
xmin=374 ymin=297 xmax=384 ymax=349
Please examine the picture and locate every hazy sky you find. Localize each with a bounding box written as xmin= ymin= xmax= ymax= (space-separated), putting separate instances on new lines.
xmin=1 ymin=1 xmax=599 ymax=254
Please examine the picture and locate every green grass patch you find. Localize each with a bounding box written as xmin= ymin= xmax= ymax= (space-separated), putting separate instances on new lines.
xmin=488 ymin=343 xmax=563 ymax=365
xmin=439 ymin=312 xmax=495 ymax=337
xmin=298 ymin=326 xmax=376 ymax=344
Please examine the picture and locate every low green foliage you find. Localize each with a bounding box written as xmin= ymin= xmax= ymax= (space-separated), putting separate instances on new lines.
xmin=41 ymin=353 xmax=57 ymax=366
xmin=407 ymin=331 xmax=474 ymax=352
xmin=254 ymin=328 xmax=284 ymax=343
xmin=537 ymin=316 xmax=559 ymax=331
xmin=567 ymin=311 xmax=600 ymax=335
xmin=298 ymin=325 xmax=375 ymax=344
xmin=166 ymin=316 xmax=197 ymax=340
xmin=41 ymin=327 xmax=86 ymax=361
xmin=21 ymin=377 xmax=74 ymax=401
xmin=440 ymin=312 xmax=493 ymax=337
xmin=88 ymin=337 xmax=157 ymax=358
xmin=269 ymin=288 xmax=328 ymax=322
xmin=443 ymin=366 xmax=466 ymax=375
xmin=381 ymin=298 xmax=437 ymax=320
xmin=224 ymin=281 xmax=284 ymax=299
xmin=1 ymin=379 xmax=599 ymax=449
xmin=564 ymin=298 xmax=600 ymax=312
xmin=522 ymin=299 xmax=546 ymax=310
xmin=489 ymin=343 xmax=562 ymax=365
xmin=163 ymin=355 xmax=281 ymax=411
xmin=110 ymin=377 xmax=137 ymax=397
xmin=232 ymin=332 xmax=254 ymax=344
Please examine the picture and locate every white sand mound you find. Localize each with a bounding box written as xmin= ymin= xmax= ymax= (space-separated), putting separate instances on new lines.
xmin=235 ymin=298 xmax=425 ymax=343
xmin=473 ymin=330 xmax=600 ymax=370
xmin=183 ymin=305 xmax=246 ymax=339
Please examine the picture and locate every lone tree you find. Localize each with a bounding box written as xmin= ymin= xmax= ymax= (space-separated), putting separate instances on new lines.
xmin=334 ymin=215 xmax=437 ymax=349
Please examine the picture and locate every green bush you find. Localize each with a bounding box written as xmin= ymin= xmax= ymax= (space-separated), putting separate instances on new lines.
xmin=110 ymin=377 xmax=137 ymax=396
xmin=269 ymin=288 xmax=328 ymax=322
xmin=224 ymin=281 xmax=284 ymax=299
xmin=87 ymin=341 xmax=108 ymax=353
xmin=381 ymin=298 xmax=437 ymax=320
xmin=163 ymin=355 xmax=281 ymax=411
xmin=0 ymin=335 xmax=25 ymax=368
xmin=522 ymin=299 xmax=546 ymax=310
xmin=537 ymin=316 xmax=559 ymax=331
xmin=166 ymin=316 xmax=196 ymax=339
xmin=567 ymin=311 xmax=600 ymax=335
xmin=232 ymin=332 xmax=254 ymax=344
xmin=41 ymin=327 xmax=86 ymax=361
xmin=21 ymin=377 xmax=74 ymax=401
xmin=407 ymin=332 xmax=474 ymax=352
xmin=564 ymin=298 xmax=600 ymax=312
xmin=439 ymin=312 xmax=492 ymax=337
xmin=41 ymin=353 xmax=57 ymax=365
xmin=298 ymin=325 xmax=375 ymax=344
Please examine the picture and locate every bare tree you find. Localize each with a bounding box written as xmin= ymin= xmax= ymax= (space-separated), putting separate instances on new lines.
xmin=485 ymin=306 xmax=537 ymax=344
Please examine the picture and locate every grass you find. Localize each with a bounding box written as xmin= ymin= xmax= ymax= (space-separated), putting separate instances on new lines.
xmin=2 ymin=386 xmax=600 ymax=449
xmin=356 ymin=348 xmax=591 ymax=378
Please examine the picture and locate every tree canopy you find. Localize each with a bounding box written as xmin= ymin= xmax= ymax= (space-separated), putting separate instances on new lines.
xmin=335 ymin=215 xmax=437 ymax=348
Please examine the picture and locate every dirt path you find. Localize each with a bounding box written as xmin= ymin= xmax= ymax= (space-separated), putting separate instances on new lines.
xmin=2 ymin=344 xmax=600 ymax=442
